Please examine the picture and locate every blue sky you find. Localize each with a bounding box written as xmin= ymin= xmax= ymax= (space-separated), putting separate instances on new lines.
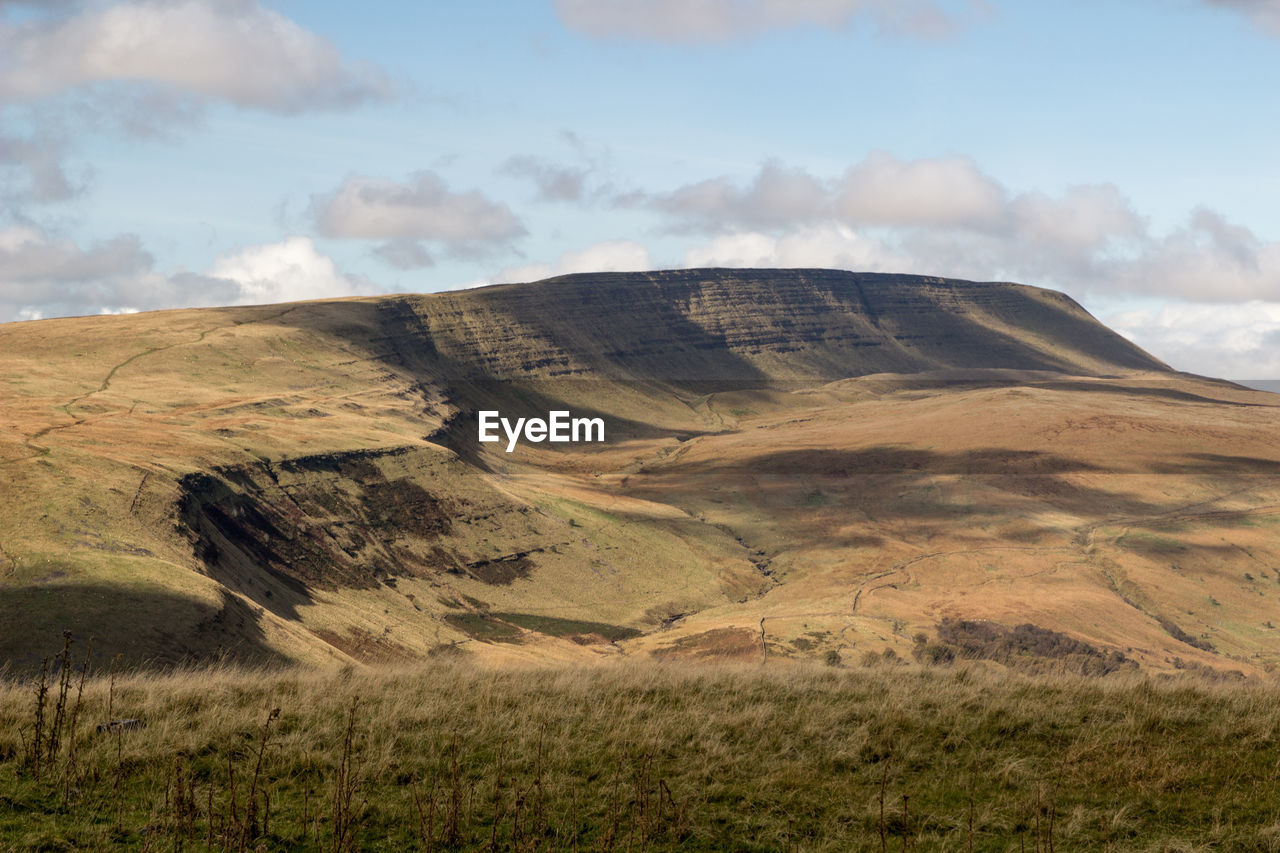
xmin=3 ymin=0 xmax=1280 ymax=377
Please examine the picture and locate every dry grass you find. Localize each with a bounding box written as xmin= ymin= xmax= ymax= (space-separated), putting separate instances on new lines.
xmin=5 ymin=656 xmax=1280 ymax=850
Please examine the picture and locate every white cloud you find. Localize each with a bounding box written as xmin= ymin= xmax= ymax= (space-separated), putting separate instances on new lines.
xmin=1007 ymin=184 xmax=1146 ymax=253
xmin=498 ymin=133 xmax=614 ymax=206
xmin=0 ymin=0 xmax=389 ymax=112
xmin=638 ymin=153 xmax=1010 ymax=231
xmin=835 ymin=152 xmax=1006 ymax=228
xmin=372 ymin=239 xmax=435 ymax=270
xmin=639 ymin=154 xmax=1280 ymax=303
xmin=500 ymin=155 xmax=591 ymax=203
xmin=1105 ymin=300 xmax=1280 ymax=378
xmin=209 ymin=237 xmax=372 ymax=305
xmin=0 ymin=225 xmax=146 ymax=282
xmin=682 ymin=224 xmax=905 ymax=271
xmin=0 ymin=224 xmax=235 ymax=319
xmin=1111 ymin=208 xmax=1280 ymax=302
xmin=0 ymin=124 xmax=86 ymax=204
xmin=310 ymin=172 xmax=526 ymax=258
xmin=652 ymin=160 xmax=831 ymax=230
xmin=556 ymin=239 xmax=653 ymax=274
xmin=640 ymin=153 xmax=1109 ymax=234
xmin=886 ymin=184 xmax=1148 ymax=288
xmin=0 ymin=228 xmax=367 ymax=321
xmin=0 ymin=0 xmax=389 ymax=219
xmin=475 ymin=239 xmax=653 ymax=288
xmin=553 ymin=0 xmax=990 ymax=41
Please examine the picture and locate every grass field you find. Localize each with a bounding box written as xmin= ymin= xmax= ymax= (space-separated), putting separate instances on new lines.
xmin=4 ymin=648 xmax=1280 ymax=851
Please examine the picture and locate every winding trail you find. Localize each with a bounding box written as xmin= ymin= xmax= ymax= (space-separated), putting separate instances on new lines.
xmin=850 ymin=545 xmax=1075 ymax=616
xmin=1 ymin=305 xmax=307 ymax=468
xmin=127 ymin=471 xmax=151 ymax=516
xmin=837 ymin=490 xmax=1280 ymax=656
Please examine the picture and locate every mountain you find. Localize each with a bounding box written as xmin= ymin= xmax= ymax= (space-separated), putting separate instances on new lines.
xmin=2 ymin=268 xmax=1277 ymax=675
xmin=379 ymin=269 xmax=1168 ymax=381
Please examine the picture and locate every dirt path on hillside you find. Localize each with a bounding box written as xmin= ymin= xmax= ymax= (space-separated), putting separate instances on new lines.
xmin=2 ymin=305 xmax=311 ymax=468
xmin=845 ymin=491 xmax=1280 ymax=644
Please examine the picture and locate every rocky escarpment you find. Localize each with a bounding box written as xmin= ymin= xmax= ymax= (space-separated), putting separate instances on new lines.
xmin=370 ymin=269 xmax=1169 ymax=383
xmin=178 ymin=446 xmax=558 ymax=613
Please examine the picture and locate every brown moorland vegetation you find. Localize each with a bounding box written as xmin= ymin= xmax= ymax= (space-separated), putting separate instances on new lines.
xmin=1 ymin=269 xmax=1278 ymax=676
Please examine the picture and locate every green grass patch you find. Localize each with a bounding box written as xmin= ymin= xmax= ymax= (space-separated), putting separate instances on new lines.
xmin=5 ymin=662 xmax=1280 ymax=849
xmin=1115 ymin=530 xmax=1188 ymax=554
xmin=490 ymin=612 xmax=642 ymax=642
xmin=442 ymin=612 xmax=523 ymax=643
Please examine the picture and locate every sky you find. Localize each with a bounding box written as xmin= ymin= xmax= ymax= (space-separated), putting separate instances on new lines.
xmin=2 ymin=0 xmax=1280 ymax=378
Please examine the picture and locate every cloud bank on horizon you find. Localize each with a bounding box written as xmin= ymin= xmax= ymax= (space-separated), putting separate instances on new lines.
xmin=1 ymin=0 xmax=1279 ymax=378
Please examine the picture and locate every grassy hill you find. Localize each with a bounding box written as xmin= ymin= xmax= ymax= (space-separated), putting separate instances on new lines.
xmin=2 ymin=268 xmax=1278 ymax=675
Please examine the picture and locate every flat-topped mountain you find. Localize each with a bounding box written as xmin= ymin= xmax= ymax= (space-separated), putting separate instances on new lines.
xmin=382 ymin=268 xmax=1168 ymax=381
xmin=1 ymin=269 xmax=1275 ymax=675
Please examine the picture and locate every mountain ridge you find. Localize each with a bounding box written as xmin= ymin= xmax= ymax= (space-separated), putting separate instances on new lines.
xmin=375 ymin=268 xmax=1170 ymax=382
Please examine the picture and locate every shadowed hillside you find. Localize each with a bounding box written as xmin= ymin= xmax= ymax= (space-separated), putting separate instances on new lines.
xmin=4 ymin=268 xmax=1279 ymax=674
xmin=369 ymin=269 xmax=1168 ymax=382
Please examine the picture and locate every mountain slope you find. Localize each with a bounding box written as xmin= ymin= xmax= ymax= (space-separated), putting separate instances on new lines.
xmin=3 ymin=268 xmax=1277 ymax=674
xmin=382 ymin=269 xmax=1168 ymax=382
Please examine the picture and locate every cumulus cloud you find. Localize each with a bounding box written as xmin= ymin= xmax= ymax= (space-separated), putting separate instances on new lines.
xmin=500 ymin=155 xmax=592 ymax=203
xmin=0 ymin=0 xmax=390 ymax=112
xmin=0 ymin=124 xmax=87 ymax=204
xmin=1007 ymin=184 xmax=1146 ymax=254
xmin=1105 ymin=300 xmax=1280 ymax=378
xmin=0 ymin=226 xmax=149 ymax=283
xmin=1111 ymin=208 xmax=1280 ymax=302
xmin=0 ymin=228 xmax=368 ymax=321
xmin=475 ymin=239 xmax=653 ymax=288
xmin=643 ymin=156 xmax=1140 ymax=286
xmin=208 ymin=237 xmax=372 ymax=305
xmin=372 ymin=239 xmax=435 ymax=270
xmin=0 ymin=224 xmax=232 ymax=319
xmin=650 ymin=160 xmax=831 ymax=229
xmin=553 ymin=0 xmax=990 ymax=41
xmin=637 ymin=153 xmax=1012 ymax=231
xmin=0 ymin=0 xmax=389 ymax=217
xmin=1204 ymin=0 xmax=1280 ymax=35
xmin=635 ymin=153 xmax=1280 ymax=304
xmin=836 ymin=152 xmax=1006 ymax=227
xmin=882 ymin=183 xmax=1149 ymax=289
xmin=682 ymin=224 xmax=905 ymax=271
xmin=310 ymin=172 xmax=526 ymax=264
xmin=499 ymin=133 xmax=613 ymax=205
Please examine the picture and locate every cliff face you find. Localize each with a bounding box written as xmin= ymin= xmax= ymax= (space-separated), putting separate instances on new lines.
xmin=376 ymin=269 xmax=1168 ymax=382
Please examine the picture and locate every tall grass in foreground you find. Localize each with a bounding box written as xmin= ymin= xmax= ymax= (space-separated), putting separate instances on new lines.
xmin=5 ymin=656 xmax=1280 ymax=850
